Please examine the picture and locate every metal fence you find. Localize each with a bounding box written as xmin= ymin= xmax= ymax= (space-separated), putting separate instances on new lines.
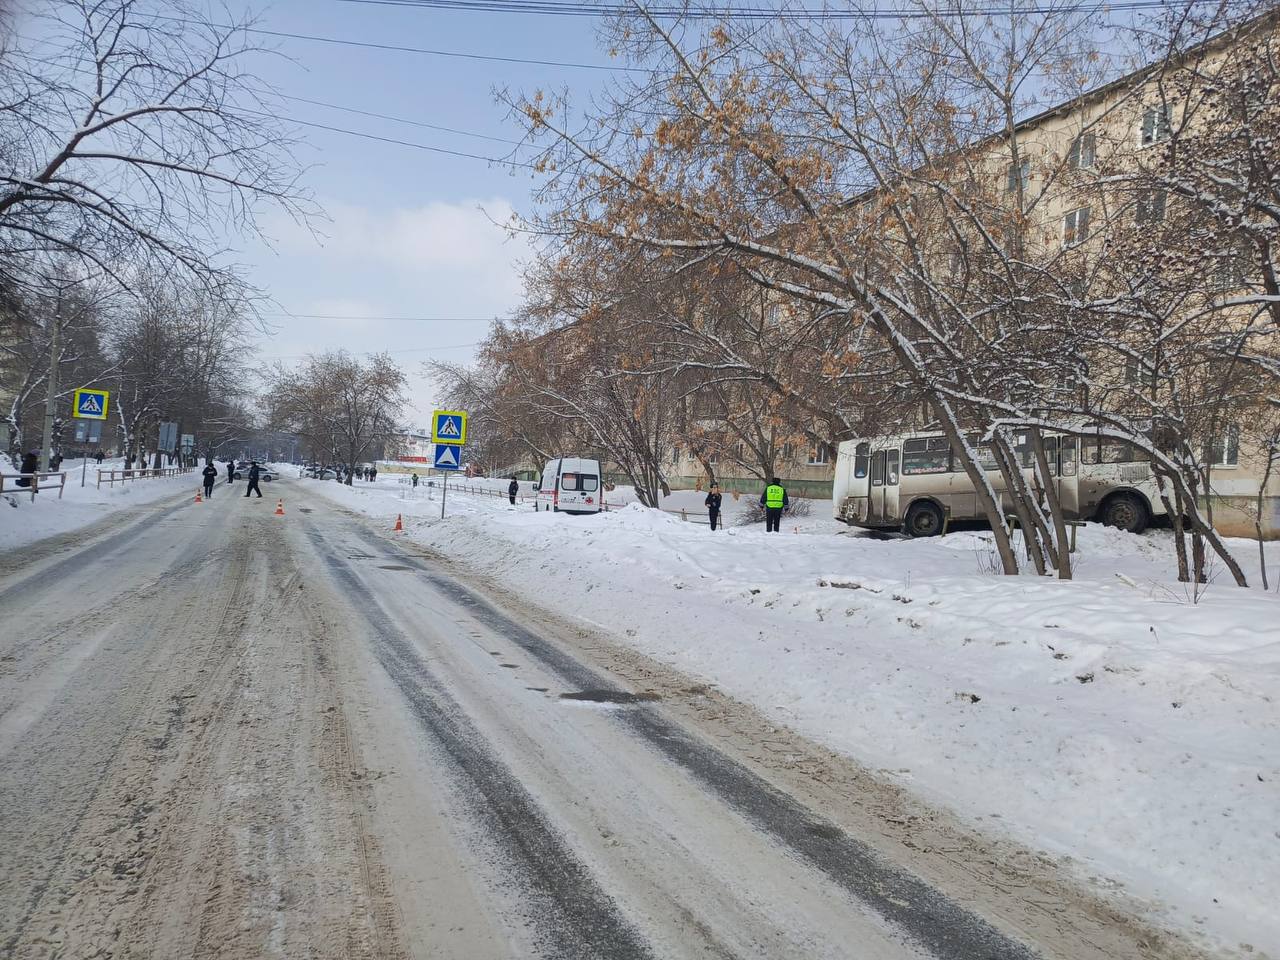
xmin=0 ymin=471 xmax=68 ymax=502
xmin=97 ymin=466 xmax=190 ymax=488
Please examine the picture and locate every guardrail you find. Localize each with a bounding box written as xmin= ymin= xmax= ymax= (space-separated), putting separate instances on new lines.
xmin=97 ymin=466 xmax=190 ymax=488
xmin=428 ymin=480 xmax=716 ymax=525
xmin=0 ymin=471 xmax=68 ymax=502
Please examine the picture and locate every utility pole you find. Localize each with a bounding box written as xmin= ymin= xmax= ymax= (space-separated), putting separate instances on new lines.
xmin=39 ymin=293 xmax=62 ymax=473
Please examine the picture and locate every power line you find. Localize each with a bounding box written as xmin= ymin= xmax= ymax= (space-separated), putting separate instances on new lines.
xmin=264 ymin=313 xmax=505 ymax=320
xmin=334 ymin=0 xmax=1228 ymax=18
xmin=243 ymin=108 xmax=536 ymax=167
xmin=275 ymin=93 xmax=525 ymax=145
xmin=156 ymin=15 xmax=640 ymax=72
xmin=258 ymin=341 xmax=483 ymax=360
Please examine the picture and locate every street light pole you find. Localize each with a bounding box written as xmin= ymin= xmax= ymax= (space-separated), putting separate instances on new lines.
xmin=39 ymin=294 xmax=62 ymax=473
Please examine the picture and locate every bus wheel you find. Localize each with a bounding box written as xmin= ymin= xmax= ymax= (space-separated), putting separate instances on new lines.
xmin=1101 ymin=493 xmax=1148 ymax=534
xmin=905 ymin=502 xmax=944 ymax=538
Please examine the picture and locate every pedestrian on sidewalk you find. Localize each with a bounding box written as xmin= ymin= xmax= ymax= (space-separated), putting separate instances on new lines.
xmin=411 ymin=472 xmax=420 ymax=489
xmin=508 ymin=476 xmax=519 ymax=505
xmin=94 ymin=449 xmax=104 ymax=465
xmin=760 ymin=477 xmax=788 ymax=533
xmin=225 ymin=460 xmax=234 ymax=484
xmin=369 ymin=465 xmax=378 ymax=483
xmin=201 ymin=462 xmax=218 ymax=499
xmin=244 ymin=461 xmax=263 ymax=498
xmin=705 ymin=484 xmax=723 ymax=531
xmin=16 ymin=450 xmax=37 ymax=487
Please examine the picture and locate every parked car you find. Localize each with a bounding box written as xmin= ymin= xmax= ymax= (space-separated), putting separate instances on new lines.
xmin=535 ymin=457 xmax=603 ymax=514
xmin=233 ymin=464 xmax=278 ymax=482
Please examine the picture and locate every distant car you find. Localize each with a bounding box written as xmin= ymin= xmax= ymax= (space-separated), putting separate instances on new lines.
xmin=233 ymin=465 xmax=277 ymax=482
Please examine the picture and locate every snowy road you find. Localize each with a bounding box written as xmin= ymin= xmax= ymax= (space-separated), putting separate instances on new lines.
xmin=0 ymin=481 xmax=1197 ymax=959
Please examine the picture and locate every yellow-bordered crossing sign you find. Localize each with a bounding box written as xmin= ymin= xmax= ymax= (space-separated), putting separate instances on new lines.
xmin=73 ymin=388 xmax=109 ymax=420
xmin=432 ymin=410 xmax=467 ymax=445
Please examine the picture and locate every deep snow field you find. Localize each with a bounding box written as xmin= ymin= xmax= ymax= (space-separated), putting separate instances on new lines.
xmin=0 ymin=455 xmax=197 ymax=550
xmin=303 ymin=468 xmax=1280 ymax=956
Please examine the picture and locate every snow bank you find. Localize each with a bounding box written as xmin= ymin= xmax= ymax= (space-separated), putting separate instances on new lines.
xmin=300 ymin=472 xmax=1280 ymax=954
xmin=0 ymin=457 xmax=196 ymax=551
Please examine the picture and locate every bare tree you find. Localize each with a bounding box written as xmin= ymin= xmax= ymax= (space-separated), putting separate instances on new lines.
xmin=267 ymin=352 xmax=407 ymax=484
xmin=0 ymin=0 xmax=311 ymax=293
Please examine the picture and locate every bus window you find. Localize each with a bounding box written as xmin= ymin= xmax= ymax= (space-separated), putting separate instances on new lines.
xmin=1060 ymin=437 xmax=1077 ymax=476
xmin=871 ymin=451 xmax=885 ymax=487
xmin=886 ymin=449 xmax=900 ymax=485
xmin=854 ymin=442 xmax=869 ymax=479
xmin=1100 ymin=440 xmax=1137 ymax=463
xmin=1042 ymin=436 xmax=1059 ymax=476
xmin=965 ymin=435 xmax=1000 ymax=470
xmin=903 ymin=437 xmax=949 ymax=475
xmin=1013 ymin=432 xmax=1035 ymax=468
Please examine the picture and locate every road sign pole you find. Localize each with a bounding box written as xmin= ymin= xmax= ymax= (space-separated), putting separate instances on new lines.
xmin=81 ymin=456 xmax=87 ymax=488
xmin=441 ymin=473 xmax=448 ymax=519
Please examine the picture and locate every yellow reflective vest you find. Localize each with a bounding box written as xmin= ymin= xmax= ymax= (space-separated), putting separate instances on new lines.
xmin=765 ymin=484 xmax=785 ymax=508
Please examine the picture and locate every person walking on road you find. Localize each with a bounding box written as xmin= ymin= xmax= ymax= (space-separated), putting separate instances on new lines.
xmin=201 ymin=462 xmax=218 ymax=499
xmin=369 ymin=465 xmax=377 ymax=483
xmin=225 ymin=460 xmax=234 ymax=484
xmin=508 ymin=476 xmax=519 ymax=505
xmin=411 ymin=472 xmax=420 ymax=489
xmin=94 ymin=449 xmax=104 ymax=465
xmin=244 ymin=461 xmax=263 ymax=498
xmin=760 ymin=477 xmax=788 ymax=533
xmin=705 ymin=484 xmax=723 ymax=531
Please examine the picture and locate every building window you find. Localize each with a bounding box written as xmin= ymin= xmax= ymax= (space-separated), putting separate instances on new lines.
xmin=1136 ymin=188 xmax=1167 ymax=224
xmin=1206 ymin=426 xmax=1240 ymax=467
xmin=1141 ymin=105 xmax=1171 ymax=146
xmin=766 ymin=303 xmax=784 ymax=327
xmin=808 ymin=443 xmax=832 ymax=466
xmin=1005 ymin=156 xmax=1030 ymax=194
xmin=781 ymin=442 xmax=794 ymax=460
xmin=672 ymin=446 xmax=682 ymax=464
xmin=1063 ymin=206 xmax=1091 ymax=247
xmin=1068 ymin=131 xmax=1096 ymax=170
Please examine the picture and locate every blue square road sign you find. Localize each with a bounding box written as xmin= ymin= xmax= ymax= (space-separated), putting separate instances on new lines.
xmin=72 ymin=388 xmax=109 ymax=420
xmin=432 ymin=410 xmax=467 ymax=445
xmin=433 ymin=445 xmax=462 ymax=471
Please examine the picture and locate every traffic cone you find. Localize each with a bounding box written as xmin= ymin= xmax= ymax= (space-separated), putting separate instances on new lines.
xmin=393 ymin=513 xmax=403 ymax=533
xmin=274 ymin=498 xmax=285 ymax=516
xmin=194 ymin=488 xmax=202 ymax=503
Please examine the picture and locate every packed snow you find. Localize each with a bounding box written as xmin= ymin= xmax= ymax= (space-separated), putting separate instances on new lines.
xmin=299 ymin=468 xmax=1280 ymax=955
xmin=0 ymin=455 xmax=198 ymax=551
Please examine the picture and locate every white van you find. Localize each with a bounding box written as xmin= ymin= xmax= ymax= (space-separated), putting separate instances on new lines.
xmin=535 ymin=457 xmax=603 ymax=514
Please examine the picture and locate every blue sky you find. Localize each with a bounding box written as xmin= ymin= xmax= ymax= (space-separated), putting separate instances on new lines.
xmin=228 ymin=0 xmax=613 ymax=420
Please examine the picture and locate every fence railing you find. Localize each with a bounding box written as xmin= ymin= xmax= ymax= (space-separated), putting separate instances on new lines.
xmin=423 ymin=479 xmax=717 ymax=525
xmin=97 ymin=466 xmax=190 ymax=488
xmin=0 ymin=471 xmax=68 ymax=502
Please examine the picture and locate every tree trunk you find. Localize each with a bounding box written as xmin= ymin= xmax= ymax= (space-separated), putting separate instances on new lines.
xmin=990 ymin=431 xmax=1047 ymax=575
xmin=1031 ymin=429 xmax=1072 ymax=580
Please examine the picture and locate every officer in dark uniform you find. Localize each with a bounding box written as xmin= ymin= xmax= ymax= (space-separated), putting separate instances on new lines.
xmin=508 ymin=476 xmax=519 ymax=505
xmin=244 ymin=461 xmax=263 ymax=498
xmin=704 ymin=483 xmax=723 ymax=531
xmin=760 ymin=477 xmax=788 ymax=533
xmin=201 ymin=461 xmax=218 ymax=498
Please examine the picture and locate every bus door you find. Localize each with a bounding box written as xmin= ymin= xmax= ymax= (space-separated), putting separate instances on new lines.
xmin=869 ymin=449 xmax=887 ymax=522
xmin=1055 ymin=436 xmax=1080 ymax=517
xmin=883 ymin=447 xmax=901 ymax=523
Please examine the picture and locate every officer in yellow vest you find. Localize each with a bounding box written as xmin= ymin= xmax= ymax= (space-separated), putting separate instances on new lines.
xmin=760 ymin=477 xmax=789 ymax=532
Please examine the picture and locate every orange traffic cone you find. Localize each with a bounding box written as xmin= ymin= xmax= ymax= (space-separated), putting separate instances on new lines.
xmin=274 ymin=498 xmax=285 ymax=516
xmin=393 ymin=513 xmax=403 ymax=533
xmin=194 ymin=488 xmax=203 ymax=503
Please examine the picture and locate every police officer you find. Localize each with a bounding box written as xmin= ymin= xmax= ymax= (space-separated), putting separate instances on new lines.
xmin=760 ymin=477 xmax=788 ymax=533
xmin=508 ymin=476 xmax=519 ymax=505
xmin=244 ymin=461 xmax=263 ymax=498
xmin=225 ymin=459 xmax=234 ymax=484
xmin=201 ymin=461 xmax=218 ymax=499
xmin=704 ymin=483 xmax=723 ymax=531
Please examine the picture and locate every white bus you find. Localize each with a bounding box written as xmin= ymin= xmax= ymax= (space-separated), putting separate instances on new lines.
xmin=833 ymin=430 xmax=1167 ymax=537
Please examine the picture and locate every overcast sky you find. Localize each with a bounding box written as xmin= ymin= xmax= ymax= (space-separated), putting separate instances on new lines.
xmin=224 ymin=0 xmax=612 ymax=423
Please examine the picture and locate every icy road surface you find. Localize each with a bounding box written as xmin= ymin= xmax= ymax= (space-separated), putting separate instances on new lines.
xmin=0 ymin=481 xmax=1204 ymax=959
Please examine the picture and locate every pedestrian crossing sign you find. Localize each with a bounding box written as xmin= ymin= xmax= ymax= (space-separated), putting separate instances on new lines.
xmin=431 ymin=410 xmax=467 ymax=445
xmin=72 ymin=388 xmax=109 ymax=420
xmin=433 ymin=444 xmax=461 ymax=471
